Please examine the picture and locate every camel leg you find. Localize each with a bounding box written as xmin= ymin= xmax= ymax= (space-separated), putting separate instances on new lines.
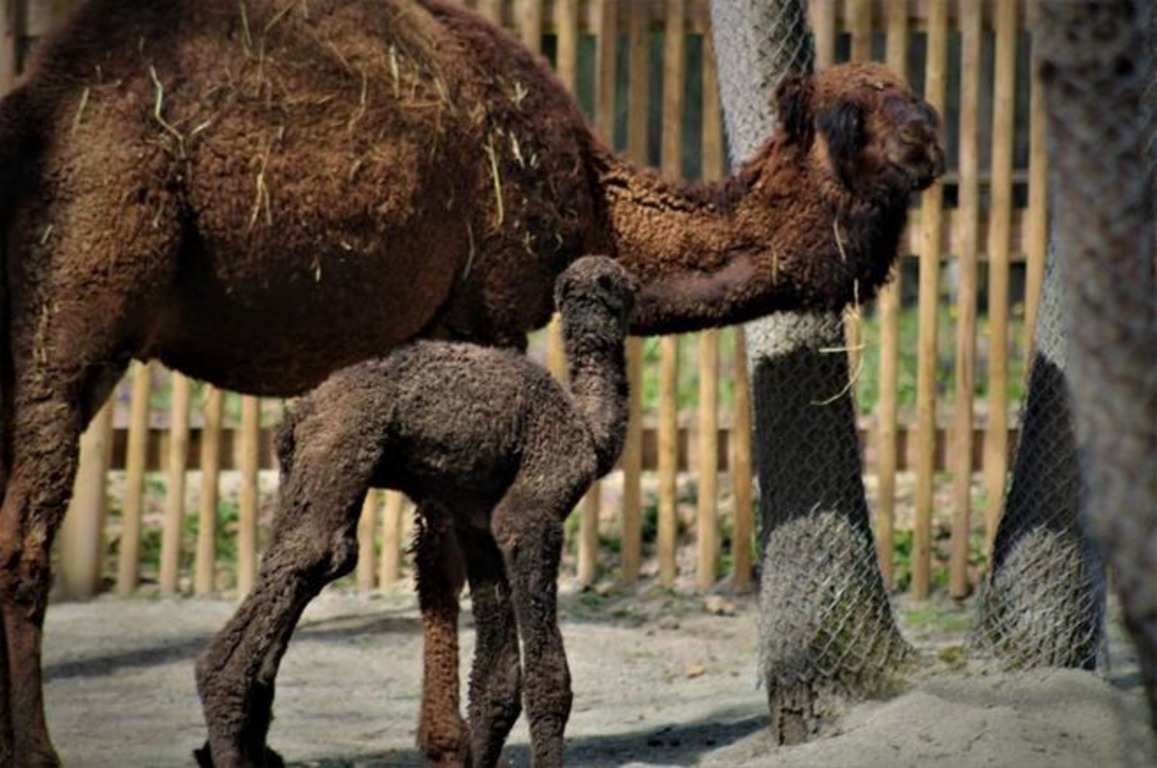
xmin=0 ymin=359 xmax=124 ymax=767
xmin=492 ymin=493 xmax=572 ymax=768
xmin=195 ymin=425 xmax=376 ymax=768
xmin=455 ymin=524 xmax=521 ymax=768
xmin=414 ymin=505 xmax=471 ymax=768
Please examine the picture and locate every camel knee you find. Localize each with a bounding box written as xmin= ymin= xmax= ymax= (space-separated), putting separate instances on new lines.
xmin=492 ymin=512 xmax=564 ymax=585
xmin=284 ymin=525 xmax=359 ymax=584
xmin=0 ymin=525 xmax=53 ymax=610
xmin=318 ymin=526 xmax=359 ymax=581
xmin=265 ymin=499 xmax=361 ymax=585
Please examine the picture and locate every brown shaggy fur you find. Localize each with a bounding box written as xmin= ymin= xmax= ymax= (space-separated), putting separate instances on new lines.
xmin=194 ymin=257 xmax=635 ymax=768
xmin=0 ymin=0 xmax=942 ymax=764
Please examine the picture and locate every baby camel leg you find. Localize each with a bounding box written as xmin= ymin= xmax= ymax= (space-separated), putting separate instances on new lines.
xmin=414 ymin=506 xmax=471 ymax=768
xmin=455 ymin=525 xmax=522 ymax=768
xmin=195 ymin=432 xmax=375 ymax=768
xmin=492 ymin=493 xmax=573 ymax=768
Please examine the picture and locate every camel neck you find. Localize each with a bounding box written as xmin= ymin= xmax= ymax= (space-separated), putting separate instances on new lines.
xmin=595 ymin=144 xmax=902 ymax=335
xmin=563 ymin=320 xmax=630 ymax=479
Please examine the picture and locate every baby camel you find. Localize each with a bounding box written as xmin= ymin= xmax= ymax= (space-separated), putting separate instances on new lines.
xmin=195 ymin=256 xmax=637 ymax=768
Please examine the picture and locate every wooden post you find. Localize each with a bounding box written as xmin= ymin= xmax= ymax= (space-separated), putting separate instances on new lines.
xmin=984 ymin=0 xmax=1018 ymax=556
xmin=58 ymin=395 xmax=114 ymax=599
xmin=913 ymin=0 xmax=948 ymax=600
xmin=949 ymin=1 xmax=982 ymax=600
xmin=843 ymin=0 xmax=871 ymax=391
xmin=159 ymin=372 xmax=191 ymax=595
xmin=379 ymin=490 xmax=407 ymax=589
xmin=657 ymin=0 xmax=685 ymax=589
xmin=874 ymin=0 xmax=910 ymax=590
xmin=480 ymin=0 xmax=503 ymax=25
xmin=1 ymin=0 xmax=21 ymax=90
xmin=237 ymin=396 xmax=261 ymax=596
xmin=848 ymin=0 xmax=871 ymax=63
xmin=548 ymin=0 xmax=577 ymax=385
xmin=194 ymin=385 xmax=224 ymax=596
xmin=357 ymin=490 xmax=377 ymax=592
xmin=617 ymin=0 xmax=646 ymax=585
xmin=621 ymin=340 xmax=644 ymax=583
xmin=730 ymin=328 xmax=754 ymax=592
xmin=549 ymin=0 xmax=585 ymax=578
xmin=577 ymin=487 xmax=600 ymax=587
xmin=555 ymin=0 xmax=579 ymax=90
xmin=809 ymin=0 xmax=836 ymax=70
xmin=657 ymin=337 xmax=680 ymax=587
xmin=158 ymin=372 xmax=189 ymax=592
xmin=696 ymin=31 xmax=724 ymax=590
xmin=116 ymin=361 xmax=153 ymax=594
xmin=1024 ymin=0 xmax=1049 ymax=366
xmin=696 ymin=330 xmax=719 ymax=589
xmin=517 ymin=0 xmax=542 ymax=52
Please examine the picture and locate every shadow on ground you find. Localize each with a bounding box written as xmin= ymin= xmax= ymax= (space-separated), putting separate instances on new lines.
xmin=44 ymin=608 xmax=422 ymax=682
xmin=284 ymin=708 xmax=768 ymax=767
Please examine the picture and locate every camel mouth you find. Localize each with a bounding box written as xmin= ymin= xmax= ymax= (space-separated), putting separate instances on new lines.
xmin=900 ymin=145 xmax=946 ymax=192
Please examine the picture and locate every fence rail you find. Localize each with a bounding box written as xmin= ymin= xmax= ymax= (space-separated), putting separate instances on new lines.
xmin=5 ymin=0 xmax=1046 ymax=601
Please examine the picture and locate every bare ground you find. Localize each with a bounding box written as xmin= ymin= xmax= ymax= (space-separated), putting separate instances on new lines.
xmin=43 ymin=584 xmax=1154 ymax=768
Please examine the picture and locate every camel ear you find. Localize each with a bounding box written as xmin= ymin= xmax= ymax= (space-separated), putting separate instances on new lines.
xmin=817 ymin=99 xmax=866 ymax=185
xmin=774 ymin=74 xmax=815 ymax=146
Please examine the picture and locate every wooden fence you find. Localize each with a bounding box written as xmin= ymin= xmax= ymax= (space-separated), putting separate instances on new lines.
xmin=4 ymin=0 xmax=1048 ymax=602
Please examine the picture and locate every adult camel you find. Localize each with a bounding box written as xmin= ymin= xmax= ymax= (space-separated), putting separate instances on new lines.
xmin=0 ymin=0 xmax=942 ymax=764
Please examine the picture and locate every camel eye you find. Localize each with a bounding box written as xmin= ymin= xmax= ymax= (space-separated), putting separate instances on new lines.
xmin=869 ymin=81 xmax=886 ymax=91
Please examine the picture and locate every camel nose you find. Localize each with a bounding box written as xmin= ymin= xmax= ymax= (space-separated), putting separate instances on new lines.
xmin=904 ymin=101 xmax=945 ymax=189
xmin=925 ymin=144 xmax=944 ymax=175
xmin=911 ymin=147 xmax=945 ymax=190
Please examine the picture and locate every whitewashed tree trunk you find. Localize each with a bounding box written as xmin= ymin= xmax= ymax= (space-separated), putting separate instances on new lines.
xmin=710 ymin=0 xmax=907 ymax=744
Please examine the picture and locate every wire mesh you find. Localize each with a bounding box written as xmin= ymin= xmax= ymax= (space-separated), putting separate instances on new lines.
xmin=1027 ymin=0 xmax=1157 ymax=748
xmin=975 ymin=245 xmax=1105 ymax=670
xmin=710 ymin=0 xmax=907 ymax=743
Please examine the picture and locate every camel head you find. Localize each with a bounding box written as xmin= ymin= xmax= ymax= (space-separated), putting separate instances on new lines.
xmin=775 ymin=61 xmax=946 ymax=201
xmin=555 ymin=256 xmax=640 ymax=338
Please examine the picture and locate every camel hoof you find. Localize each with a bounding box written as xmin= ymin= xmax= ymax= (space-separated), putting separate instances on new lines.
xmin=12 ymin=743 xmax=62 ymax=768
xmin=425 ymin=756 xmax=472 ymax=768
xmin=193 ymin=744 xmax=213 ymax=768
xmin=193 ymin=741 xmax=286 ymax=768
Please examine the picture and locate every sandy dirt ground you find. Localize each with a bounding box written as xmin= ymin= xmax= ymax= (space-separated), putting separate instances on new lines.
xmin=42 ymin=585 xmax=1154 ymax=768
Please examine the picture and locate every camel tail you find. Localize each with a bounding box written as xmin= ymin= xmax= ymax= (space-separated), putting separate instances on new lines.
xmin=0 ymin=83 xmax=28 ymax=208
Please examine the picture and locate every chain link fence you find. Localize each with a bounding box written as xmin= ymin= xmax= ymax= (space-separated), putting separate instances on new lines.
xmin=970 ymin=0 xmax=1156 ymax=759
xmin=710 ymin=0 xmax=908 ymax=744
xmin=975 ymin=244 xmax=1105 ymax=669
xmin=1029 ymin=0 xmax=1156 ymax=737
xmin=714 ymin=0 xmax=1157 ymax=753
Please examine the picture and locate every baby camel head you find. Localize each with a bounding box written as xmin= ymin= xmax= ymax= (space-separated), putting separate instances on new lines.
xmin=555 ymin=256 xmax=640 ymax=341
xmin=775 ymin=61 xmax=946 ymax=201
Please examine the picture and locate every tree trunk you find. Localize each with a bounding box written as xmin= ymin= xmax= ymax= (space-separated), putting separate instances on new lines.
xmin=710 ymin=0 xmax=907 ymax=744
xmin=975 ymin=244 xmax=1104 ymax=670
xmin=1034 ymin=0 xmax=1157 ymax=736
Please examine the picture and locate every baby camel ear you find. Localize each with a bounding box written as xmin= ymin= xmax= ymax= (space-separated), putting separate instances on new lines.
xmin=774 ymin=73 xmax=815 ymax=146
xmin=817 ymin=99 xmax=867 ymax=187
